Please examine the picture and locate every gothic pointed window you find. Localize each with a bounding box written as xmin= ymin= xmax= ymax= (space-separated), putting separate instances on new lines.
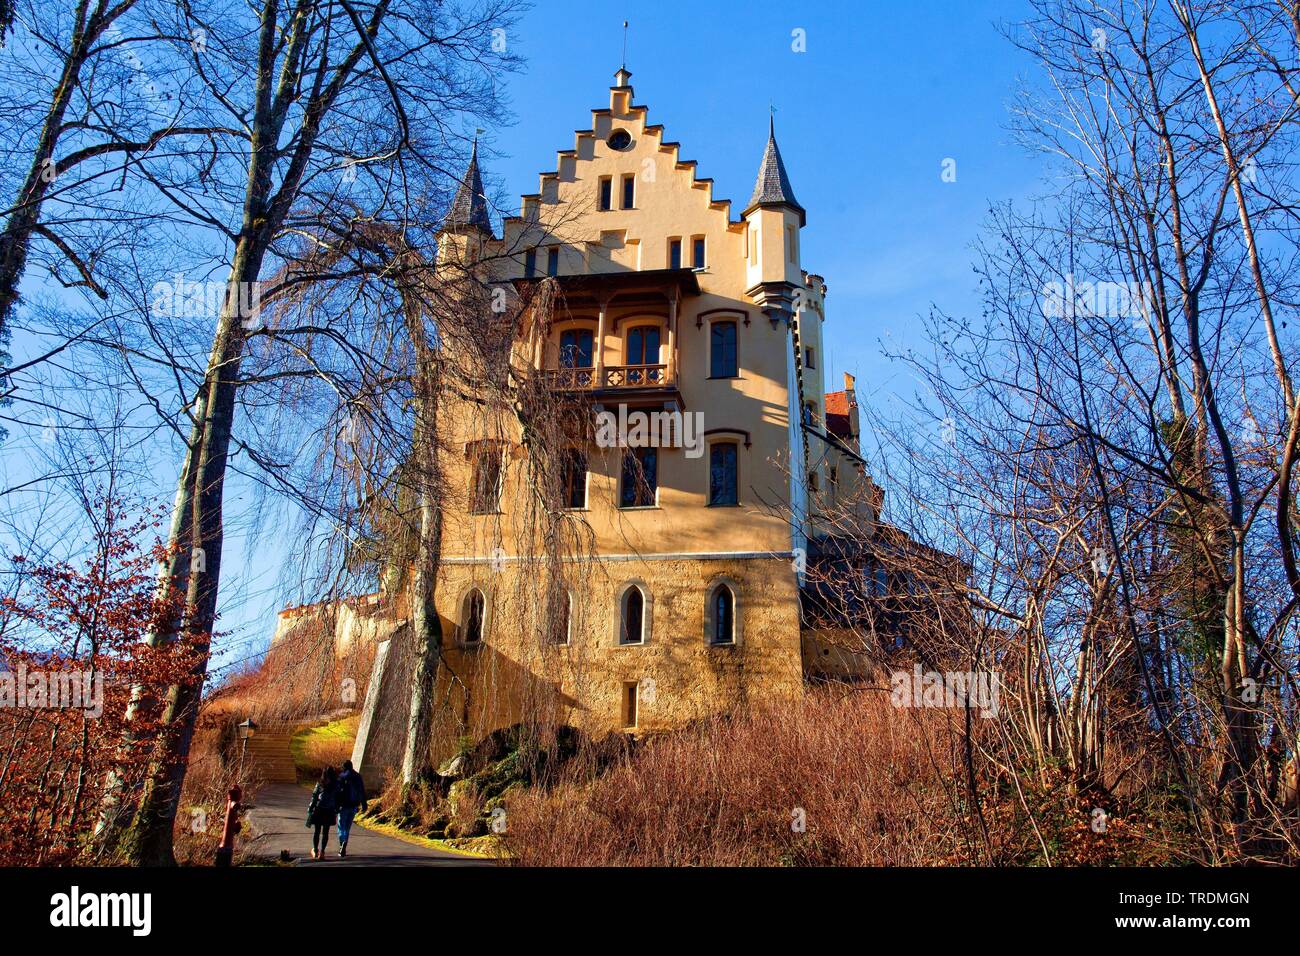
xmin=462 ymin=589 xmax=485 ymax=645
xmin=620 ymin=586 xmax=645 ymax=645
xmin=710 ymin=584 xmax=735 ymax=645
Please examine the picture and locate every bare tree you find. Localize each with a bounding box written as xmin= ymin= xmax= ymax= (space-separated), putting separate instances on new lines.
xmin=92 ymin=0 xmax=525 ymax=865
xmin=0 ymin=1 xmax=233 ymax=354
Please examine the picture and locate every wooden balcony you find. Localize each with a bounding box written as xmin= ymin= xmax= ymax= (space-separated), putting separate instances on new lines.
xmin=543 ymin=364 xmax=670 ymax=391
xmin=539 ymin=363 xmax=682 ymax=408
xmin=602 ymin=364 xmax=667 ymax=388
xmin=544 ymin=366 xmax=597 ymax=390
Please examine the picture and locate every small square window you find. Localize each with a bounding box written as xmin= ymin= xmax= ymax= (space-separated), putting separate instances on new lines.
xmin=469 ymin=445 xmax=503 ymax=514
xmin=562 ymin=449 xmax=587 ymax=509
xmin=548 ymin=590 xmax=571 ymax=645
xmin=623 ymin=681 xmax=639 ymax=727
xmin=620 ymin=447 xmax=657 ymax=507
xmin=709 ymin=443 xmax=738 ymax=506
xmin=710 ymin=320 xmax=738 ymax=377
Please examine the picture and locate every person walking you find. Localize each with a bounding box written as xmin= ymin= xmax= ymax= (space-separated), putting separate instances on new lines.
xmin=306 ymin=766 xmax=340 ymax=860
xmin=335 ymin=759 xmax=368 ymax=858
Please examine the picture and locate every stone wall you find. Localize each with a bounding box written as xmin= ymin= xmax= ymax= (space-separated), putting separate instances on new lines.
xmin=346 ymin=554 xmax=804 ymax=773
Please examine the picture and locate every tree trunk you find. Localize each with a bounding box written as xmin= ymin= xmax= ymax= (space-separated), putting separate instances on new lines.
xmin=0 ymin=2 xmax=95 ymax=335
xmin=119 ymin=243 xmax=263 ymax=864
xmin=400 ymin=316 xmax=443 ymax=787
xmin=94 ymin=387 xmax=206 ymax=848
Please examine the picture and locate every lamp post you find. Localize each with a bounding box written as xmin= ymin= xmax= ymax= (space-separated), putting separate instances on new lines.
xmin=236 ymin=718 xmax=258 ymax=784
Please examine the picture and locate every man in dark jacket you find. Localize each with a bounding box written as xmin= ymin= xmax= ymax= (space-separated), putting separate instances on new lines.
xmin=336 ymin=760 xmax=368 ymax=858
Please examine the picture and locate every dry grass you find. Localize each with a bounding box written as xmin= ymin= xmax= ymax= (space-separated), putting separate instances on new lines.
xmin=173 ymin=713 xmax=266 ymax=866
xmin=503 ymin=689 xmax=975 ymax=866
xmin=291 ymin=714 xmax=360 ymax=776
xmin=501 ymin=687 xmax=1179 ymax=866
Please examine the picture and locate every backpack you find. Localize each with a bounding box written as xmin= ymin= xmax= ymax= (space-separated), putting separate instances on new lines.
xmin=341 ymin=771 xmax=364 ymax=807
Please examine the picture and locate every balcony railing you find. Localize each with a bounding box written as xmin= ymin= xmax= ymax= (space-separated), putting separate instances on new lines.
xmin=603 ymin=364 xmax=667 ymax=388
xmin=541 ymin=364 xmax=670 ymax=391
xmin=543 ymin=366 xmax=596 ymax=390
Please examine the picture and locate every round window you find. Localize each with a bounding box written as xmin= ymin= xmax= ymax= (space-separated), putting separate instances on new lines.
xmin=607 ymin=129 xmax=632 ymax=151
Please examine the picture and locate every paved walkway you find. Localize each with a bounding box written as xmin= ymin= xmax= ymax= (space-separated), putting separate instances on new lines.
xmin=245 ymin=783 xmax=493 ymax=867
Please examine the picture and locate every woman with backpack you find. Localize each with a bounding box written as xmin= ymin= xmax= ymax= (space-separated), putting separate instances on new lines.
xmin=306 ymin=766 xmax=340 ymax=860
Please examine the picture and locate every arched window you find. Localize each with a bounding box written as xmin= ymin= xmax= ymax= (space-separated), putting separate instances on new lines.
xmin=704 ymin=579 xmax=740 ymax=646
xmin=559 ymin=328 xmax=594 ymax=369
xmin=710 ymin=584 xmax=735 ymax=645
xmin=462 ymin=589 xmax=485 ymax=645
xmin=620 ymin=586 xmax=645 ymax=645
xmin=626 ymin=325 xmax=661 ymax=366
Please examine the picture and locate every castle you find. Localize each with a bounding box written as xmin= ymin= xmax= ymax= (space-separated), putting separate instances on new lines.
xmin=275 ymin=68 xmax=897 ymax=775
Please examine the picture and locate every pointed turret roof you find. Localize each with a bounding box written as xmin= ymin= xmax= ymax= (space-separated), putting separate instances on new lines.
xmin=744 ymin=116 xmax=805 ymax=226
xmin=447 ymin=138 xmax=492 ymax=234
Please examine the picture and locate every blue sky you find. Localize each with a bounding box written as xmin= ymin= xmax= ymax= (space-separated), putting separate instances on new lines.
xmin=484 ymin=0 xmax=1044 ymax=414
xmin=211 ymin=0 xmax=1049 ymax=668
xmin=7 ymin=1 xmax=1051 ymax=675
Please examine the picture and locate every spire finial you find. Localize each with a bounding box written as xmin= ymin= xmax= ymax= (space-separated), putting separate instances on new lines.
xmin=447 ymin=133 xmax=492 ymax=235
xmin=744 ymin=110 xmax=805 ymax=227
xmin=613 ymin=24 xmax=633 ymax=89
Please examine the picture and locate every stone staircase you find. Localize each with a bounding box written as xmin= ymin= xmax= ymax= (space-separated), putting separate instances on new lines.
xmin=240 ymin=724 xmax=298 ymax=784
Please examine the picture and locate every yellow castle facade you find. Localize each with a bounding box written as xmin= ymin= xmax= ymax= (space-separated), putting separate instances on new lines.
xmin=278 ymin=69 xmax=883 ymax=771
